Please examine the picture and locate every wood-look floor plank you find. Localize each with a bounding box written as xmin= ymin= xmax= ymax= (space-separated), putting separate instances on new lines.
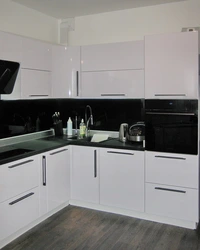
xmin=2 ymin=205 xmax=200 ymax=250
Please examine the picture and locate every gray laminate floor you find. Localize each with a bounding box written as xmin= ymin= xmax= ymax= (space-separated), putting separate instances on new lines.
xmin=2 ymin=205 xmax=200 ymax=250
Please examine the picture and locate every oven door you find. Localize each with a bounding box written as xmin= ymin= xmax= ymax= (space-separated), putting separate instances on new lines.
xmin=145 ymin=112 xmax=198 ymax=155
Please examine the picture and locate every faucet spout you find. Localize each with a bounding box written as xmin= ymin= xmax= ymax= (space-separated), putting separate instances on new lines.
xmin=85 ymin=105 xmax=93 ymax=137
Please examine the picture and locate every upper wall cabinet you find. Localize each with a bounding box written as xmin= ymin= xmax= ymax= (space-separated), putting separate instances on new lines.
xmin=81 ymin=41 xmax=144 ymax=71
xmin=21 ymin=37 xmax=52 ymax=71
xmin=145 ymin=32 xmax=199 ymax=99
xmin=0 ymin=31 xmax=22 ymax=62
xmin=51 ymin=45 xmax=80 ymax=98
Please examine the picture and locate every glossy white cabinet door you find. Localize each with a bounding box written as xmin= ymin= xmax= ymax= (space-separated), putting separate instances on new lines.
xmin=145 ymin=32 xmax=199 ymax=99
xmin=40 ymin=147 xmax=70 ymax=215
xmin=21 ymin=69 xmax=51 ymax=99
xmin=0 ymin=155 xmax=40 ymax=203
xmin=145 ymin=183 xmax=198 ymax=222
xmin=81 ymin=40 xmax=144 ymax=71
xmin=145 ymin=151 xmax=198 ymax=189
xmin=71 ymin=146 xmax=99 ymax=204
xmin=21 ymin=37 xmax=52 ymax=71
xmin=0 ymin=31 xmax=22 ymax=62
xmin=100 ymin=148 xmax=144 ymax=212
xmin=0 ymin=187 xmax=39 ymax=242
xmin=46 ymin=147 xmax=70 ymax=212
xmin=81 ymin=70 xmax=144 ymax=98
xmin=52 ymin=45 xmax=80 ymax=98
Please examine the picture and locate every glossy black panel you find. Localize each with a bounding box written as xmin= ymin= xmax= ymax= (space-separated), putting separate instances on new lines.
xmin=0 ymin=99 xmax=144 ymax=138
xmin=145 ymin=99 xmax=198 ymax=155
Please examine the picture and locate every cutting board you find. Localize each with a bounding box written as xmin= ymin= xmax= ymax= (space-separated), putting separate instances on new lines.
xmin=91 ymin=134 xmax=109 ymax=143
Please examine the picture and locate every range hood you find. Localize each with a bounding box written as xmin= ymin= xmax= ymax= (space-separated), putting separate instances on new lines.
xmin=0 ymin=60 xmax=20 ymax=94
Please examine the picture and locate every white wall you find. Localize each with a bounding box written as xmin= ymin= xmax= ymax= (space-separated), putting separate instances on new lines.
xmin=0 ymin=0 xmax=58 ymax=43
xmin=69 ymin=0 xmax=200 ymax=46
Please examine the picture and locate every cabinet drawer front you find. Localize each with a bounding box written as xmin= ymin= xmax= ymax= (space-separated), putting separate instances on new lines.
xmin=0 ymin=156 xmax=39 ymax=203
xmin=145 ymin=152 xmax=198 ymax=188
xmin=0 ymin=187 xmax=39 ymax=241
xmin=81 ymin=70 xmax=144 ymax=98
xmin=145 ymin=183 xmax=198 ymax=222
xmin=81 ymin=41 xmax=144 ymax=71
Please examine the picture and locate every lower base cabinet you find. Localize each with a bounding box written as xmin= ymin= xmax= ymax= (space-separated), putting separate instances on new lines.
xmin=40 ymin=146 xmax=70 ymax=216
xmin=71 ymin=146 xmax=99 ymax=204
xmin=145 ymin=183 xmax=198 ymax=222
xmin=99 ymin=148 xmax=144 ymax=212
xmin=0 ymin=187 xmax=39 ymax=242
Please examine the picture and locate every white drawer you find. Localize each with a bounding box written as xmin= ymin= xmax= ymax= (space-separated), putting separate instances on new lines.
xmin=0 ymin=187 xmax=39 ymax=241
xmin=145 ymin=183 xmax=198 ymax=222
xmin=0 ymin=155 xmax=40 ymax=203
xmin=145 ymin=151 xmax=198 ymax=188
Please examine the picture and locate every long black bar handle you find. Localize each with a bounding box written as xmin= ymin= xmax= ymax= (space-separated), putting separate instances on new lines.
xmin=9 ymin=192 xmax=34 ymax=205
xmin=155 ymin=155 xmax=186 ymax=160
xmin=76 ymin=71 xmax=79 ymax=96
xmin=8 ymin=159 xmax=34 ymax=169
xmin=42 ymin=156 xmax=46 ymax=186
xmin=94 ymin=150 xmax=97 ymax=178
xmin=107 ymin=151 xmax=134 ymax=156
xmin=155 ymin=187 xmax=186 ymax=194
xmin=50 ymin=149 xmax=68 ymax=155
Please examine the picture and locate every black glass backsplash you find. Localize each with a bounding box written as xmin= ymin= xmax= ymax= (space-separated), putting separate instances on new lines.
xmin=0 ymin=99 xmax=144 ymax=138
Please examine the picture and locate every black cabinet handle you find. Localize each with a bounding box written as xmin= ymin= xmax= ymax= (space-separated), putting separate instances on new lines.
xmin=94 ymin=150 xmax=97 ymax=178
xmin=107 ymin=151 xmax=134 ymax=156
xmin=154 ymin=94 xmax=186 ymax=97
xmin=155 ymin=156 xmax=186 ymax=160
xmin=8 ymin=159 xmax=34 ymax=169
xmin=76 ymin=71 xmax=79 ymax=96
xmin=155 ymin=187 xmax=186 ymax=194
xmin=42 ymin=156 xmax=46 ymax=186
xmin=9 ymin=192 xmax=34 ymax=205
xmin=101 ymin=94 xmax=125 ymax=97
xmin=50 ymin=149 xmax=68 ymax=155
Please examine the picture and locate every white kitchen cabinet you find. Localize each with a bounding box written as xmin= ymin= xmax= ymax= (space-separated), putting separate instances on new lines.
xmin=145 ymin=32 xmax=199 ymax=99
xmin=81 ymin=41 xmax=144 ymax=71
xmin=71 ymin=146 xmax=99 ymax=204
xmin=145 ymin=151 xmax=198 ymax=189
xmin=52 ymin=45 xmax=81 ymax=98
xmin=99 ymin=148 xmax=144 ymax=212
xmin=81 ymin=70 xmax=144 ymax=98
xmin=40 ymin=146 xmax=70 ymax=216
xmin=0 ymin=187 xmax=39 ymax=242
xmin=0 ymin=155 xmax=40 ymax=203
xmin=21 ymin=37 xmax=52 ymax=71
xmin=21 ymin=69 xmax=51 ymax=99
xmin=145 ymin=183 xmax=198 ymax=222
xmin=0 ymin=31 xmax=22 ymax=62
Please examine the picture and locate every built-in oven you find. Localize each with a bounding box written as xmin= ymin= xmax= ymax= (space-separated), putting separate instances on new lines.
xmin=145 ymin=99 xmax=198 ymax=155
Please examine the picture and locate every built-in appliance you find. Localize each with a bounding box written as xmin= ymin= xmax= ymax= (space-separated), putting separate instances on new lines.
xmin=145 ymin=99 xmax=198 ymax=155
xmin=0 ymin=59 xmax=20 ymax=94
xmin=126 ymin=122 xmax=145 ymax=142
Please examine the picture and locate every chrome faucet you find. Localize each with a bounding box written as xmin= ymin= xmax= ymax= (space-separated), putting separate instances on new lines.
xmin=85 ymin=105 xmax=93 ymax=137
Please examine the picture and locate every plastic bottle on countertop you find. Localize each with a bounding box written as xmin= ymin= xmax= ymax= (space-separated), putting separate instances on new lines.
xmin=79 ymin=119 xmax=86 ymax=138
xmin=67 ymin=117 xmax=73 ymax=136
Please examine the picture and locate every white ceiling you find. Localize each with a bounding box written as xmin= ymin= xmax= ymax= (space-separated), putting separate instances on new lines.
xmin=12 ymin=0 xmax=186 ymax=19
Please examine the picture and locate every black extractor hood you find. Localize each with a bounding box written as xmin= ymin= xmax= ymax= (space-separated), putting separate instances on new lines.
xmin=0 ymin=59 xmax=20 ymax=94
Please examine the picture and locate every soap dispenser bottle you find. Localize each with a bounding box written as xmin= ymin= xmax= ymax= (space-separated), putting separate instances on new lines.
xmin=79 ymin=119 xmax=85 ymax=138
xmin=67 ymin=117 xmax=73 ymax=136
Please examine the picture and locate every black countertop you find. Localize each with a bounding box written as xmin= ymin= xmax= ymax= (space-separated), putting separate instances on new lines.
xmin=0 ymin=135 xmax=145 ymax=165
